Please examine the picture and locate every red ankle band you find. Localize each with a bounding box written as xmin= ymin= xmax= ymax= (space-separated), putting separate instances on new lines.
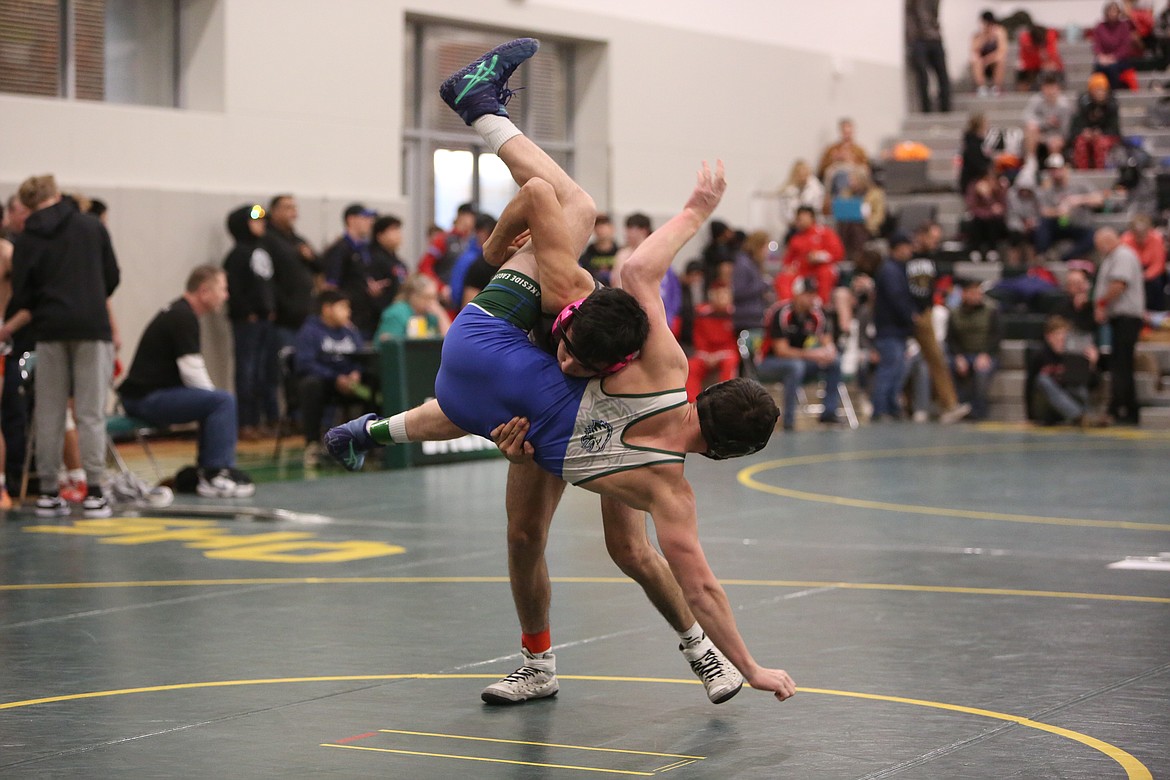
xmin=521 ymin=629 xmax=551 ymax=655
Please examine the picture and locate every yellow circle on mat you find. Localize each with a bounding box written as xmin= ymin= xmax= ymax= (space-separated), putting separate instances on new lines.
xmin=0 ymin=675 xmax=1152 ymax=779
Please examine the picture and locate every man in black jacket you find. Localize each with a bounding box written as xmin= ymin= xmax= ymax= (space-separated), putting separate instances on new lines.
xmin=266 ymin=194 xmax=319 ymax=345
xmin=223 ymin=203 xmax=277 ymax=441
xmin=0 ymin=175 xmax=120 ymax=517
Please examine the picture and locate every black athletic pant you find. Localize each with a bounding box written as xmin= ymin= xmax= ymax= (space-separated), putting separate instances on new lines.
xmin=910 ymin=39 xmax=952 ymax=113
xmin=1108 ymin=315 xmax=1142 ymax=424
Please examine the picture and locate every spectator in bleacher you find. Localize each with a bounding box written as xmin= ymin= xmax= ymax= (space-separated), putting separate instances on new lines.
xmin=578 ymin=214 xmax=620 ymax=285
xmin=119 ymin=266 xmax=254 ymax=498
xmin=907 ymin=223 xmax=972 ymax=423
xmin=1017 ymin=23 xmax=1065 ymax=91
xmin=1054 ymin=263 xmax=1102 ymax=341
xmin=1068 ymin=73 xmax=1121 ymax=169
xmin=0 ymin=194 xmax=32 ymax=500
xmin=1023 ymin=73 xmax=1072 ymax=163
xmin=965 ymin=168 xmax=1008 ymax=262
xmin=1029 ymin=315 xmax=1100 ymax=425
xmin=455 ymin=249 xmax=499 ymax=311
xmin=267 ymin=194 xmax=319 ymax=351
xmin=295 ymin=290 xmax=370 ymax=466
xmin=1123 ymin=0 xmax=1157 ymax=55
xmin=684 ymin=283 xmax=740 ymax=402
xmin=702 ymin=220 xmax=737 ymax=289
xmin=1121 ymin=214 xmax=1167 ymax=311
xmin=376 ymin=273 xmax=452 ymax=342
xmin=959 ymin=112 xmax=993 ymax=196
xmin=1036 ymin=156 xmax=1103 ymax=261
xmin=871 ymin=233 xmax=918 ymax=421
xmin=906 ymin=0 xmax=952 ymax=113
xmin=418 ymin=203 xmax=475 ymax=302
xmin=836 ymin=171 xmax=887 ymax=265
xmin=732 ymin=231 xmax=772 ymax=334
xmin=777 ymin=160 xmax=826 ymax=241
xmin=778 ymin=206 xmax=843 ymax=306
xmin=678 ymin=259 xmax=706 ymax=352
xmin=1091 ymin=2 xmax=1137 ymax=90
xmin=2 ymin=174 xmax=119 ymax=517
xmin=947 ymin=279 xmax=1003 ymax=420
xmin=817 ymin=119 xmax=870 ymax=199
xmin=758 ymin=277 xmax=842 ymax=430
xmin=1006 ymin=172 xmax=1042 ymax=267
xmin=323 ymin=203 xmax=375 ymax=289
xmin=223 ymin=203 xmax=277 ymax=442
xmin=611 ymin=212 xmax=651 ymax=284
xmin=1094 ymin=227 xmax=1147 ymax=424
xmin=448 ymin=214 xmax=496 ymax=310
xmin=369 ymin=214 xmax=409 ymax=305
xmin=328 ymin=206 xmax=399 ymax=341
xmin=970 ymin=10 xmax=1009 ymax=97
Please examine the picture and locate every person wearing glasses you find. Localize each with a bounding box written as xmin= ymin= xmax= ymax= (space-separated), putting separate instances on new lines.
xmin=327 ymin=39 xmax=794 ymax=708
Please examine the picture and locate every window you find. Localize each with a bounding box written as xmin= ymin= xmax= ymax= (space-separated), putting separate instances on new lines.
xmin=0 ymin=0 xmax=180 ymax=107
xmin=403 ymin=21 xmax=576 ymax=252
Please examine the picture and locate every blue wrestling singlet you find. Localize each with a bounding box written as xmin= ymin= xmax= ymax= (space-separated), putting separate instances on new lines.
xmin=435 ymin=270 xmax=588 ymax=478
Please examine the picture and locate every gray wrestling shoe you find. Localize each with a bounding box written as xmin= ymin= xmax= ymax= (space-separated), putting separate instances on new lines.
xmin=681 ymin=636 xmax=743 ymax=704
xmin=481 ymin=648 xmax=559 ymax=705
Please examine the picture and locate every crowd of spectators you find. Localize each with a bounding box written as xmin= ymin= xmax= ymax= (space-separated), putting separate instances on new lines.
xmin=3 ymin=4 xmax=1168 ymax=512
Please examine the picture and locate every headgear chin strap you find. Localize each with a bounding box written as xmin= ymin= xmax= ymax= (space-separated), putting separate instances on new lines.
xmin=695 ymin=384 xmax=769 ymax=460
xmin=552 ymin=297 xmax=638 ymax=377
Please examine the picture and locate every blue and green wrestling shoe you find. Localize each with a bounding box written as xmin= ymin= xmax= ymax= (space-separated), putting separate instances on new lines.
xmin=324 ymin=413 xmax=378 ymax=471
xmin=439 ymin=37 xmax=540 ymax=125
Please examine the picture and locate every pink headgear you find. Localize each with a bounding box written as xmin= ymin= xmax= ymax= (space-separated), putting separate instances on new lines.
xmin=551 ymin=297 xmax=638 ymax=376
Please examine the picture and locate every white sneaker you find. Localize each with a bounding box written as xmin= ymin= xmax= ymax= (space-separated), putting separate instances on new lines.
xmin=481 ymin=649 xmax=559 ymax=705
xmin=939 ymin=403 xmax=972 ymax=424
xmin=912 ymin=410 xmax=929 ymax=423
xmin=81 ymin=494 xmax=113 ymax=518
xmin=197 ymin=468 xmax=250 ymax=498
xmin=681 ymin=636 xmax=743 ymax=704
xmin=35 ymin=494 xmax=70 ymax=518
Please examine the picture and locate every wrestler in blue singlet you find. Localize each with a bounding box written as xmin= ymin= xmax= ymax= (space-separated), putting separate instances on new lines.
xmin=435 ymin=269 xmax=588 ymax=478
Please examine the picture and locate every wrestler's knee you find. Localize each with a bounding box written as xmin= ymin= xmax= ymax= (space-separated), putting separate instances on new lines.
xmin=605 ymin=532 xmax=660 ymax=579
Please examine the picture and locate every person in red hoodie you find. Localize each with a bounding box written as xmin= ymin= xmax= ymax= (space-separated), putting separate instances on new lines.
xmin=1121 ymin=214 xmax=1167 ymax=311
xmin=776 ymin=205 xmax=843 ymax=305
xmin=685 ymin=283 xmax=740 ymax=401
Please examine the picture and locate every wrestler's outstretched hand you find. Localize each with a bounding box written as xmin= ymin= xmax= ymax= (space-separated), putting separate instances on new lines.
xmin=683 ymin=160 xmax=727 ymax=221
xmin=490 ymin=416 xmax=535 ymax=463
xmin=745 ymin=666 xmax=797 ymax=702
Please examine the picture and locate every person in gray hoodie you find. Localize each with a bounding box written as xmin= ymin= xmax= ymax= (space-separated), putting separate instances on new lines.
xmin=0 ymin=175 xmax=119 ymax=518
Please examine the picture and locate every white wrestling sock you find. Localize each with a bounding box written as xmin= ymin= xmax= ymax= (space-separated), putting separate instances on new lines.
xmin=472 ymin=115 xmax=522 ymax=155
xmin=678 ymin=622 xmax=706 ymax=647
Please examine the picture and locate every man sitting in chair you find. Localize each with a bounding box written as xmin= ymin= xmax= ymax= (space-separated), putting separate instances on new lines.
xmin=119 ymin=266 xmax=255 ymax=498
xmin=757 ymin=276 xmax=843 ymax=431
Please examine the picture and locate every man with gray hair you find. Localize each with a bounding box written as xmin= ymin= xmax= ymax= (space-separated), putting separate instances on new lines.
xmin=1093 ymin=227 xmax=1146 ymax=424
xmin=0 ymin=174 xmax=120 ymax=516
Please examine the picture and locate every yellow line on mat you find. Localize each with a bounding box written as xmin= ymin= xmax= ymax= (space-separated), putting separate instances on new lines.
xmin=0 ymin=576 xmax=1165 ymax=603
xmin=376 ymin=729 xmax=704 ymax=759
xmin=322 ymin=742 xmax=654 ymax=776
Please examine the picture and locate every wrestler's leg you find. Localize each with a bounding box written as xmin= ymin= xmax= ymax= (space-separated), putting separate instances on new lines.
xmin=481 ymin=460 xmax=565 ymax=704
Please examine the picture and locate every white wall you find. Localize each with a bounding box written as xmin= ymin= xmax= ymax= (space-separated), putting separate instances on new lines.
xmin=0 ymin=0 xmax=905 ymax=375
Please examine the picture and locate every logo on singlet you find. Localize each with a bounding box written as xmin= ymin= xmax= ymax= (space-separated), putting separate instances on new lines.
xmin=580 ymin=419 xmax=613 ymax=453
